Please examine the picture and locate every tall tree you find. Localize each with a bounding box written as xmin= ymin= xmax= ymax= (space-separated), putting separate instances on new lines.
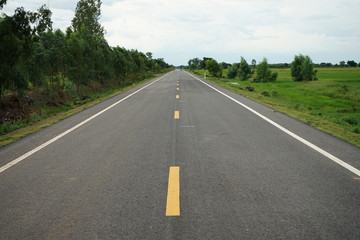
xmin=72 ymin=0 xmax=104 ymax=36
xmin=0 ymin=5 xmax=52 ymax=96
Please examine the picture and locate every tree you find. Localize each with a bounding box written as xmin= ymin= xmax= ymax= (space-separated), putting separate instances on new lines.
xmin=0 ymin=5 xmax=52 ymax=96
xmin=291 ymin=54 xmax=317 ymax=81
xmin=188 ymin=57 xmax=200 ymax=70
xmin=339 ymin=61 xmax=346 ymax=67
xmin=145 ymin=52 xmax=153 ymax=60
xmin=255 ymin=58 xmax=277 ymax=82
xmin=251 ymin=59 xmax=256 ymax=73
xmin=220 ymin=62 xmax=231 ymax=69
xmin=0 ymin=0 xmax=7 ymax=10
xmin=206 ymin=59 xmax=221 ymax=78
xmin=200 ymin=57 xmax=213 ymax=69
xmin=238 ymin=57 xmax=252 ymax=81
xmin=227 ymin=63 xmax=238 ymax=79
xmin=72 ymin=0 xmax=104 ymax=36
xmin=347 ymin=60 xmax=357 ymax=67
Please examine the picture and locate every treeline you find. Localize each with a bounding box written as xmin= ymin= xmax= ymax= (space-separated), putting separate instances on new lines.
xmin=268 ymin=60 xmax=359 ymax=68
xmin=0 ymin=0 xmax=171 ymax=99
xmin=187 ymin=54 xmax=318 ymax=82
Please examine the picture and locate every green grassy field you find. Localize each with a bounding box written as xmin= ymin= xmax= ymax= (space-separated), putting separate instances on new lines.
xmin=193 ymin=68 xmax=360 ymax=147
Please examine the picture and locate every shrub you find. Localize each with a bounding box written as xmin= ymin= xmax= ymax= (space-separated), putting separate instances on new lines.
xmin=255 ymin=58 xmax=278 ymax=82
xmin=261 ymin=91 xmax=270 ymax=97
xmin=227 ymin=64 xmax=238 ymax=79
xmin=238 ymin=57 xmax=252 ymax=81
xmin=342 ymin=117 xmax=358 ymax=125
xmin=63 ymin=79 xmax=77 ymax=96
xmin=291 ymin=54 xmax=317 ymax=81
xmin=206 ymin=59 xmax=222 ymax=78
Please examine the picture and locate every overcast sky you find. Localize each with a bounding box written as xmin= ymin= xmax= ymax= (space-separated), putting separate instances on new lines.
xmin=2 ymin=0 xmax=360 ymax=66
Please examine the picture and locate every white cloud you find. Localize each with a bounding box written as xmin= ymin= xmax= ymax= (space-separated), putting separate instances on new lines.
xmin=1 ymin=0 xmax=359 ymax=65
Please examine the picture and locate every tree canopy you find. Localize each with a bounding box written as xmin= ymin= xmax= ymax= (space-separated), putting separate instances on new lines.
xmin=291 ymin=54 xmax=317 ymax=81
xmin=72 ymin=0 xmax=104 ymax=36
xmin=0 ymin=0 xmax=171 ymax=99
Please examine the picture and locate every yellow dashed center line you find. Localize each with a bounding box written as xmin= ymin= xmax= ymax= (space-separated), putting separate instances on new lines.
xmin=166 ymin=166 xmax=180 ymax=216
xmin=177 ymin=88 xmax=179 ymax=90
xmin=176 ymin=95 xmax=180 ymax=99
xmin=174 ymin=111 xmax=180 ymax=119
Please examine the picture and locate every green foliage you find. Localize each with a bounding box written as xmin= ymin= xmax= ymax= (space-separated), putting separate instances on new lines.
xmin=206 ymin=59 xmax=222 ymax=78
xmin=238 ymin=57 xmax=252 ymax=81
xmin=200 ymin=57 xmax=213 ymax=69
xmin=342 ymin=116 xmax=358 ymax=126
xmin=0 ymin=0 xmax=170 ymax=104
xmin=72 ymin=0 xmax=104 ymax=36
xmin=255 ymin=58 xmax=277 ymax=82
xmin=0 ymin=0 xmax=8 ymax=10
xmin=261 ymin=91 xmax=270 ymax=97
xmin=188 ymin=58 xmax=201 ymax=70
xmin=63 ymin=79 xmax=77 ymax=96
xmin=0 ymin=5 xmax=52 ymax=96
xmin=227 ymin=64 xmax=238 ymax=79
xmin=347 ymin=60 xmax=357 ymax=67
xmin=291 ymin=54 xmax=317 ymax=81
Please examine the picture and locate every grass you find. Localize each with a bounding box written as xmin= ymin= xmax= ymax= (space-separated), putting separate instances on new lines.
xmin=192 ymin=68 xmax=360 ymax=147
xmin=0 ymin=73 xmax=166 ymax=146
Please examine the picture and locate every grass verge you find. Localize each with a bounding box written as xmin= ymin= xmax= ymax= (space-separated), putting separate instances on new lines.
xmin=191 ymin=68 xmax=360 ymax=147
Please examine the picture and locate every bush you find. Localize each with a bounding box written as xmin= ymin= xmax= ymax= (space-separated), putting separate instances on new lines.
xmin=63 ymin=79 xmax=77 ymax=96
xmin=291 ymin=54 xmax=317 ymax=81
xmin=342 ymin=117 xmax=358 ymax=125
xmin=206 ymin=59 xmax=222 ymax=78
xmin=353 ymin=128 xmax=360 ymax=134
xmin=227 ymin=65 xmax=238 ymax=79
xmin=255 ymin=58 xmax=277 ymax=82
xmin=261 ymin=91 xmax=270 ymax=97
xmin=238 ymin=57 xmax=252 ymax=81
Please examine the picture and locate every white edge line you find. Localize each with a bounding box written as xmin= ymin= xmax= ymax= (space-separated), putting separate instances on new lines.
xmin=0 ymin=73 xmax=170 ymax=174
xmin=185 ymin=71 xmax=360 ymax=177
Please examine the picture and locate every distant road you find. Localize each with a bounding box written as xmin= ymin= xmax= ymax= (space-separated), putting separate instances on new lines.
xmin=1 ymin=70 xmax=359 ymax=239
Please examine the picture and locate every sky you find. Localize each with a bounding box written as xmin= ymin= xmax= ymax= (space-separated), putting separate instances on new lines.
xmin=1 ymin=0 xmax=360 ymax=66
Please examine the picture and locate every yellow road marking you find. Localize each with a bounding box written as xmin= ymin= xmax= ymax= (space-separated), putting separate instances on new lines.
xmin=166 ymin=166 xmax=180 ymax=216
xmin=174 ymin=111 xmax=180 ymax=119
xmin=176 ymin=88 xmax=179 ymax=90
xmin=354 ymin=178 xmax=360 ymax=180
xmin=176 ymin=95 xmax=180 ymax=99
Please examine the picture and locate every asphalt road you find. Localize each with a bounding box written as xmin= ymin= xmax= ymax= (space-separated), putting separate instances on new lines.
xmin=0 ymin=70 xmax=359 ymax=239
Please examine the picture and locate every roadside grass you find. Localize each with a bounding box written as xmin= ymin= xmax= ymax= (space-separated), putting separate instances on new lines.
xmin=192 ymin=68 xmax=360 ymax=147
xmin=0 ymin=73 xmax=165 ymax=146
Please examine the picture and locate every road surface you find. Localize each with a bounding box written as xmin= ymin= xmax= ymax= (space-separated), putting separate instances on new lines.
xmin=0 ymin=70 xmax=359 ymax=239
